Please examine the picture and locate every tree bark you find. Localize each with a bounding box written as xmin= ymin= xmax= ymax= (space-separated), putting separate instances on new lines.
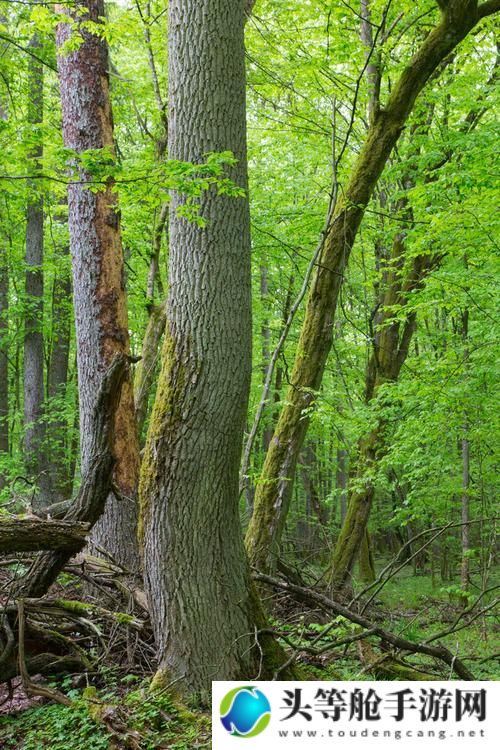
xmin=23 ymin=32 xmax=46 ymax=508
xmin=134 ymin=302 xmax=166 ymax=442
xmin=245 ymin=1 xmax=492 ymax=573
xmin=56 ymin=1 xmax=140 ymax=572
xmin=139 ymin=0 xmax=287 ymax=697
xmin=0 ymin=518 xmax=89 ymax=553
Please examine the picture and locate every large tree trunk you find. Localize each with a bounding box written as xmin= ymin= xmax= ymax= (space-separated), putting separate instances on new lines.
xmin=23 ymin=32 xmax=47 ymax=509
xmin=245 ymin=0 xmax=492 ymax=573
xmin=139 ymin=0 xmax=286 ymax=697
xmin=56 ymin=1 xmax=140 ymax=573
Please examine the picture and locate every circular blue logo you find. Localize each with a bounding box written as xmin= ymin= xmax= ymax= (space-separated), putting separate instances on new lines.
xmin=220 ymin=686 xmax=271 ymax=738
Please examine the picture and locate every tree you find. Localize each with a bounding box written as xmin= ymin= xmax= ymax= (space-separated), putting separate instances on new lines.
xmin=0 ymin=80 xmax=8 ymax=493
xmin=139 ymin=0 xmax=284 ymax=697
xmin=245 ymin=0 xmax=500 ymax=573
xmin=23 ymin=29 xmax=46 ymax=508
xmin=56 ymin=0 xmax=140 ymax=572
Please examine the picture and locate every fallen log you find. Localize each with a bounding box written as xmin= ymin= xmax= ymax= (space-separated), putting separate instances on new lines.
xmin=0 ymin=519 xmax=90 ymax=554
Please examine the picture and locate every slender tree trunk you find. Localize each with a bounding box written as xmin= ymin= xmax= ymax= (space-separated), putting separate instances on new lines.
xmin=245 ymin=2 xmax=491 ymax=572
xmin=260 ymin=265 xmax=273 ymax=452
xmin=23 ymin=32 xmax=47 ymax=509
xmin=56 ymin=0 xmax=140 ymax=572
xmin=139 ymin=0 xmax=286 ymax=697
xmin=135 ymin=203 xmax=168 ymax=441
xmin=46 ymin=232 xmax=72 ymax=502
xmin=134 ymin=302 xmax=166 ymax=442
xmin=358 ymin=529 xmax=376 ymax=582
xmin=0 ymin=51 xmax=9 ymax=491
xmin=0 ymin=240 xmax=8 ymax=491
xmin=336 ymin=448 xmax=348 ymax=524
xmin=460 ymin=307 xmax=470 ymax=593
xmin=328 ymin=236 xmax=436 ymax=591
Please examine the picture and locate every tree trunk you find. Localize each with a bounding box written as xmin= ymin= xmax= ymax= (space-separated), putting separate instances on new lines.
xmin=23 ymin=32 xmax=46 ymax=509
xmin=0 ymin=239 xmax=8 ymax=492
xmin=260 ymin=264 xmax=273 ymax=452
xmin=139 ymin=0 xmax=286 ymax=697
xmin=358 ymin=529 xmax=376 ymax=582
xmin=45 ymin=230 xmax=73 ymax=502
xmin=245 ymin=1 xmax=491 ymax=573
xmin=328 ymin=236 xmax=436 ymax=591
xmin=336 ymin=448 xmax=348 ymax=524
xmin=56 ymin=1 xmax=140 ymax=573
xmin=134 ymin=302 xmax=167 ymax=442
xmin=0 ymin=63 xmax=9 ymax=492
xmin=460 ymin=307 xmax=470 ymax=593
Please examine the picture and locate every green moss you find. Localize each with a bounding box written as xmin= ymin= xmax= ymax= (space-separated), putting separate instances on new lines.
xmin=138 ymin=326 xmax=188 ymax=548
xmin=53 ymin=599 xmax=93 ymax=615
xmin=114 ymin=611 xmax=135 ymax=625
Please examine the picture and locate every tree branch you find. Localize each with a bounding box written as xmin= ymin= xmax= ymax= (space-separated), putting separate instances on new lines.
xmin=254 ymin=573 xmax=475 ymax=680
xmin=478 ymin=0 xmax=500 ymax=18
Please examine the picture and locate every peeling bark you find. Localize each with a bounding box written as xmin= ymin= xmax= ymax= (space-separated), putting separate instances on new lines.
xmin=56 ymin=1 xmax=140 ymax=572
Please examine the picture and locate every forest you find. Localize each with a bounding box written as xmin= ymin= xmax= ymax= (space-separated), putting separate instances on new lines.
xmin=0 ymin=0 xmax=498 ymax=747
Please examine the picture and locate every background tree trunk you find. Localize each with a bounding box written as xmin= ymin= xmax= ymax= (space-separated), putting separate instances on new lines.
xmin=23 ymin=31 xmax=47 ymax=509
xmin=139 ymin=0 xmax=286 ymax=697
xmin=0 ymin=241 xmax=8 ymax=492
xmin=245 ymin=3 xmax=486 ymax=573
xmin=460 ymin=307 xmax=470 ymax=593
xmin=46 ymin=230 xmax=73 ymax=502
xmin=56 ymin=0 xmax=140 ymax=572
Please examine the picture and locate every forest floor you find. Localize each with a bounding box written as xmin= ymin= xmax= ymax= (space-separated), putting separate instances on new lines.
xmin=0 ymin=566 xmax=497 ymax=749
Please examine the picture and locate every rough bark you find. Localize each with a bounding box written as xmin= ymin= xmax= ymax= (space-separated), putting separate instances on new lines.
xmin=23 ymin=32 xmax=46 ymax=508
xmin=56 ymin=1 xmax=140 ymax=572
xmin=139 ymin=0 xmax=287 ymax=697
xmin=0 ymin=518 xmax=89 ymax=553
xmin=245 ymin=0 xmax=495 ymax=573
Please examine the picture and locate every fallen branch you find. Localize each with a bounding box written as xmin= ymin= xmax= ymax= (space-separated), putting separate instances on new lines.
xmin=13 ymin=354 xmax=129 ymax=599
xmin=254 ymin=572 xmax=475 ymax=680
xmin=0 ymin=519 xmax=90 ymax=553
xmin=17 ymin=599 xmax=72 ymax=707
